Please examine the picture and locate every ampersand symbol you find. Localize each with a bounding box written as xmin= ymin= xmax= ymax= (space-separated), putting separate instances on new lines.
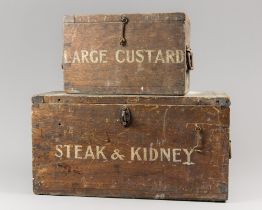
xmin=111 ymin=149 xmax=125 ymax=160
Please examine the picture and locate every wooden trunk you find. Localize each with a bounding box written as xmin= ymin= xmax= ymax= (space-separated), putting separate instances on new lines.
xmin=32 ymin=91 xmax=230 ymax=201
xmin=63 ymin=13 xmax=193 ymax=95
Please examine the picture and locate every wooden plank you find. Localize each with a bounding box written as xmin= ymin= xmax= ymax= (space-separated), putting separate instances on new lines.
xmin=32 ymin=91 xmax=230 ymax=107
xmin=64 ymin=13 xmax=187 ymax=23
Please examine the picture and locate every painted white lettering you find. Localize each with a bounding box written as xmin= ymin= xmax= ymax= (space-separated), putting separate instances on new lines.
xmin=172 ymin=148 xmax=182 ymax=162
xmin=96 ymin=146 xmax=107 ymax=159
xmin=131 ymin=147 xmax=142 ymax=161
xmin=64 ymin=145 xmax=72 ymax=158
xmin=75 ymin=145 xmax=82 ymax=159
xmin=63 ymin=50 xmax=70 ymax=63
xmin=145 ymin=50 xmax=155 ymax=63
xmin=100 ymin=50 xmax=108 ymax=63
xmin=84 ymin=145 xmax=95 ymax=159
xmin=149 ymin=148 xmax=158 ymax=161
xmin=183 ymin=149 xmax=195 ymax=165
xmin=143 ymin=148 xmax=147 ymax=161
xmin=126 ymin=50 xmax=135 ymax=63
xmin=176 ymin=50 xmax=184 ymax=63
xmin=72 ymin=51 xmax=81 ymax=63
xmin=81 ymin=50 xmax=89 ymax=63
xmin=166 ymin=50 xmax=175 ymax=63
xmin=160 ymin=148 xmax=170 ymax=161
xmin=55 ymin=145 xmax=63 ymax=158
xmin=115 ymin=50 xmax=125 ymax=63
xmin=154 ymin=50 xmax=165 ymax=63
xmin=53 ymin=144 xmax=197 ymax=165
xmin=135 ymin=50 xmax=144 ymax=63
xmin=67 ymin=49 xmax=184 ymax=64
xmin=90 ymin=50 xmax=99 ymax=63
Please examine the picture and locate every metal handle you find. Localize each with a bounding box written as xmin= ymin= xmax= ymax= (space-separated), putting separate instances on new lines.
xmin=229 ymin=140 xmax=232 ymax=159
xmin=186 ymin=46 xmax=194 ymax=70
xmin=119 ymin=106 xmax=131 ymax=127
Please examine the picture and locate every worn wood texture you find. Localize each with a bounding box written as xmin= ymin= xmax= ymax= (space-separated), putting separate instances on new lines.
xmin=63 ymin=13 xmax=192 ymax=95
xmin=32 ymin=91 xmax=230 ymax=201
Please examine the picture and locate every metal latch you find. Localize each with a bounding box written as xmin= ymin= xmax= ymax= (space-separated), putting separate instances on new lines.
xmin=192 ymin=125 xmax=203 ymax=153
xmin=120 ymin=16 xmax=128 ymax=46
xmin=186 ymin=46 xmax=194 ymax=70
xmin=119 ymin=106 xmax=131 ymax=127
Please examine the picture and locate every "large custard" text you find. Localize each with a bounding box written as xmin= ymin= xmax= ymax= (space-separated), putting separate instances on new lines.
xmin=63 ymin=49 xmax=184 ymax=64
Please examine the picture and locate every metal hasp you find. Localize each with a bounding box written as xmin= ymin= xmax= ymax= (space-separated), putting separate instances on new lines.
xmin=192 ymin=125 xmax=203 ymax=153
xmin=186 ymin=46 xmax=193 ymax=70
xmin=120 ymin=16 xmax=129 ymax=46
xmin=119 ymin=106 xmax=131 ymax=127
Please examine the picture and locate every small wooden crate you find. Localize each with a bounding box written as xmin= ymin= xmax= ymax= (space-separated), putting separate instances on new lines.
xmin=32 ymin=91 xmax=230 ymax=201
xmin=63 ymin=13 xmax=193 ymax=95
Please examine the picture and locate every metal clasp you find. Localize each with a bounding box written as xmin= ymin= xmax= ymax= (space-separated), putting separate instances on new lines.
xmin=119 ymin=106 xmax=131 ymax=127
xmin=186 ymin=46 xmax=194 ymax=70
xmin=192 ymin=125 xmax=202 ymax=152
xmin=120 ymin=16 xmax=128 ymax=46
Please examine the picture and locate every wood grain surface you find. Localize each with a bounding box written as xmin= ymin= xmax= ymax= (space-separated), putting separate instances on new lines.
xmin=63 ymin=13 xmax=192 ymax=95
xmin=32 ymin=91 xmax=230 ymax=201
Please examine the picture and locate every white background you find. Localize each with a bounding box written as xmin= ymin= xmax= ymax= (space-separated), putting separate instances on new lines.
xmin=0 ymin=0 xmax=262 ymax=209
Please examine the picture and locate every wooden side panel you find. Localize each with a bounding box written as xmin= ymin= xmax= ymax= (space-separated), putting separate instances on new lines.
xmin=63 ymin=13 xmax=190 ymax=95
xmin=32 ymin=100 xmax=229 ymax=201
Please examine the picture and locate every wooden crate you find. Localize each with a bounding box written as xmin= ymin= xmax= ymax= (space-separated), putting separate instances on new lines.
xmin=63 ymin=13 xmax=193 ymax=95
xmin=32 ymin=91 xmax=230 ymax=201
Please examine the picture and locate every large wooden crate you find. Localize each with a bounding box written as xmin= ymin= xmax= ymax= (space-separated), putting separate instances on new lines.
xmin=63 ymin=13 xmax=193 ymax=95
xmin=32 ymin=91 xmax=230 ymax=201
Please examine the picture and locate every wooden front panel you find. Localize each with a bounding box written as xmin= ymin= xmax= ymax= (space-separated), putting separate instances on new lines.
xmin=63 ymin=13 xmax=190 ymax=95
xmin=32 ymin=100 xmax=230 ymax=201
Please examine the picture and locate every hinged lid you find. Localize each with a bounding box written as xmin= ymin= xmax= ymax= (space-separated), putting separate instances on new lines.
xmin=64 ymin=13 xmax=188 ymax=23
xmin=32 ymin=91 xmax=230 ymax=107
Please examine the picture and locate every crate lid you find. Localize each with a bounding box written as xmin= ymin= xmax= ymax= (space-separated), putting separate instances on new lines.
xmin=64 ymin=13 xmax=188 ymax=23
xmin=32 ymin=91 xmax=230 ymax=107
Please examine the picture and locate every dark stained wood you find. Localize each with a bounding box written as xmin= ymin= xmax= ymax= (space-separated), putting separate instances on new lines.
xmin=32 ymin=91 xmax=230 ymax=201
xmin=32 ymin=91 xmax=230 ymax=106
xmin=63 ymin=13 xmax=192 ymax=95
